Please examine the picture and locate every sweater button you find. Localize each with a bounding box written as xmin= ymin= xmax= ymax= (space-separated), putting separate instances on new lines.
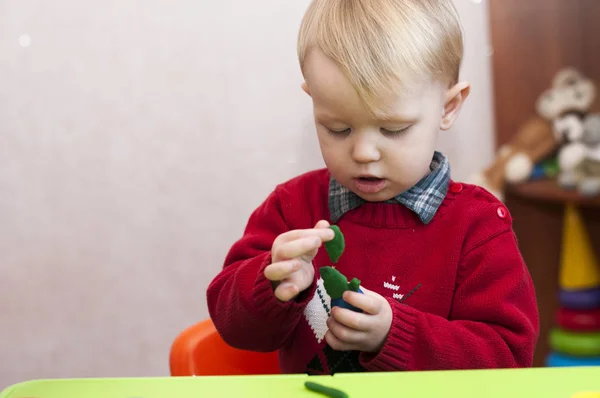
xmin=450 ymin=183 xmax=463 ymax=193
xmin=497 ymin=206 xmax=507 ymax=219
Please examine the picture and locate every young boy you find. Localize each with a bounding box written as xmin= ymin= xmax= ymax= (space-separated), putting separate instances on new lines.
xmin=207 ymin=0 xmax=539 ymax=374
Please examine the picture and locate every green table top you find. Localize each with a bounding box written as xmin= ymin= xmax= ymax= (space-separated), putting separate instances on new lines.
xmin=1 ymin=367 xmax=599 ymax=398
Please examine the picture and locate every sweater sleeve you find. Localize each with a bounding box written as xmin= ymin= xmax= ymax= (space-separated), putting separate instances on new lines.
xmin=206 ymin=188 xmax=317 ymax=352
xmin=360 ymin=228 xmax=540 ymax=371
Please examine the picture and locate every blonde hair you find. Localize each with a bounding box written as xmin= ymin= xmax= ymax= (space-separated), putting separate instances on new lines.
xmin=298 ymin=0 xmax=463 ymax=113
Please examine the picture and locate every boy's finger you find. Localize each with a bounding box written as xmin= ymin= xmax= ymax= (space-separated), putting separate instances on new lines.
xmin=324 ymin=329 xmax=358 ymax=352
xmin=276 ymin=227 xmax=334 ymax=244
xmin=314 ymin=219 xmax=331 ymax=229
xmin=327 ymin=308 xmax=366 ymax=343
xmin=327 ymin=313 xmax=366 ymax=341
xmin=330 ymin=306 xmax=370 ymax=332
xmin=342 ymin=290 xmax=381 ymax=316
xmin=272 ymin=236 xmax=321 ymax=262
xmin=274 ymin=282 xmax=299 ymax=302
xmin=264 ymin=259 xmax=301 ymax=281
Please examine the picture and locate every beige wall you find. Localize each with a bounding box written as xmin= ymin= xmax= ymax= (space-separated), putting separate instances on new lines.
xmin=0 ymin=0 xmax=494 ymax=387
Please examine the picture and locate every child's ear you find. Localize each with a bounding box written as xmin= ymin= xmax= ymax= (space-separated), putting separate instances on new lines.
xmin=301 ymin=82 xmax=311 ymax=96
xmin=440 ymin=81 xmax=470 ymax=130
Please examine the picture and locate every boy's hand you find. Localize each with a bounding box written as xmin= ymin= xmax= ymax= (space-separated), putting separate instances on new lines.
xmin=325 ymin=287 xmax=393 ymax=353
xmin=264 ymin=220 xmax=334 ymax=302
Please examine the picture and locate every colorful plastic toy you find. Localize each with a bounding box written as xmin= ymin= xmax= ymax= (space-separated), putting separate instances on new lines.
xmin=559 ymin=204 xmax=600 ymax=290
xmin=556 ymin=308 xmax=600 ymax=332
xmin=559 ymin=287 xmax=600 ymax=310
xmin=548 ymin=203 xmax=600 ymax=369
xmin=547 ymin=351 xmax=600 ymax=367
xmin=549 ymin=328 xmax=600 ymax=356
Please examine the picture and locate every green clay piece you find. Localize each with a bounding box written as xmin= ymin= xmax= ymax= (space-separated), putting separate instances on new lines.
xmin=304 ymin=381 xmax=349 ymax=398
xmin=319 ymin=266 xmax=361 ymax=299
xmin=348 ymin=278 xmax=361 ymax=292
xmin=324 ymin=225 xmax=345 ymax=263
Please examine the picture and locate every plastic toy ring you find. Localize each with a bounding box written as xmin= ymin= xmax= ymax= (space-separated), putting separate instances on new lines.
xmin=559 ymin=287 xmax=600 ymax=310
xmin=549 ymin=328 xmax=600 ymax=356
xmin=556 ymin=307 xmax=600 ymax=331
xmin=546 ymin=351 xmax=600 ymax=367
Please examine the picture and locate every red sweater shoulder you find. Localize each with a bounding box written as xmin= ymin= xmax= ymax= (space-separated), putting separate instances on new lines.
xmin=440 ymin=182 xmax=515 ymax=254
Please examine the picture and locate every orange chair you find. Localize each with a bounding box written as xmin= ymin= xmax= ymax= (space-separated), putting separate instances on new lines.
xmin=169 ymin=318 xmax=281 ymax=376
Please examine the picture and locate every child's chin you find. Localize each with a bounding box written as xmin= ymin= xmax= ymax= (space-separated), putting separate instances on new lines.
xmin=351 ymin=187 xmax=397 ymax=203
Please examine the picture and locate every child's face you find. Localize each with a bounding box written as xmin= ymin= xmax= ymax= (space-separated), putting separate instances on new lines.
xmin=302 ymin=49 xmax=468 ymax=202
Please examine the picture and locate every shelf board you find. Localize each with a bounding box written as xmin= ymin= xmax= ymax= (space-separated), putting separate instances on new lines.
xmin=505 ymin=179 xmax=600 ymax=207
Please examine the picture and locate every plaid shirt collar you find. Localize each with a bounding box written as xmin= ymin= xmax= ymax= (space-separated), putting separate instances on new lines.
xmin=328 ymin=151 xmax=450 ymax=225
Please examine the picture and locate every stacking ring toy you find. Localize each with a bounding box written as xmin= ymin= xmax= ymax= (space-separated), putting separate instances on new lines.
xmin=557 ymin=307 xmax=600 ymax=331
xmin=559 ymin=287 xmax=600 ymax=310
xmin=546 ymin=352 xmax=600 ymax=367
xmin=549 ymin=328 xmax=600 ymax=356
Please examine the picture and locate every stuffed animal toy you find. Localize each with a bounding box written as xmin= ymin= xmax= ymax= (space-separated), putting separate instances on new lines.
xmin=557 ymin=114 xmax=600 ymax=196
xmin=537 ymin=68 xmax=597 ymax=121
xmin=470 ymin=116 xmax=556 ymax=199
xmin=469 ymin=67 xmax=597 ymax=200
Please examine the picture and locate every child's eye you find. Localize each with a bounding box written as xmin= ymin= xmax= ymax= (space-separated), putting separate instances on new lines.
xmin=381 ymin=126 xmax=412 ymax=136
xmin=327 ymin=128 xmax=351 ymax=136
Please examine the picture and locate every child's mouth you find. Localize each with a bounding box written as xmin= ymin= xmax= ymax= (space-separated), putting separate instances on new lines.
xmin=353 ymin=176 xmax=387 ymax=194
xmin=359 ymin=176 xmax=382 ymax=181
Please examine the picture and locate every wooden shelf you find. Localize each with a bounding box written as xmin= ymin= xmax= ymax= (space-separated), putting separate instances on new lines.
xmin=506 ymin=179 xmax=600 ymax=207
xmin=489 ymin=0 xmax=600 ymax=368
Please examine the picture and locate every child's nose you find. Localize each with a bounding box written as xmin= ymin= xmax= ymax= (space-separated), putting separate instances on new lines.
xmin=351 ymin=135 xmax=381 ymax=163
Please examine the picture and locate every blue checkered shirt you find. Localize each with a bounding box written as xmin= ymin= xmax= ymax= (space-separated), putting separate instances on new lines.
xmin=328 ymin=151 xmax=450 ymax=224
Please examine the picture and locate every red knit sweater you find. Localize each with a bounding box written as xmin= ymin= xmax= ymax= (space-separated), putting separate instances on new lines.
xmin=206 ymin=169 xmax=539 ymax=373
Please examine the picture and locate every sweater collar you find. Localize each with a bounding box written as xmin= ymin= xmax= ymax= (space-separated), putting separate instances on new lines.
xmin=328 ymin=151 xmax=450 ymax=225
